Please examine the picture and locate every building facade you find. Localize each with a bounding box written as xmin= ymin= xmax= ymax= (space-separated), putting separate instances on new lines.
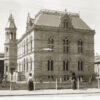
xmin=17 ymin=14 xmax=34 ymax=80
xmin=4 ymin=9 xmax=95 ymax=82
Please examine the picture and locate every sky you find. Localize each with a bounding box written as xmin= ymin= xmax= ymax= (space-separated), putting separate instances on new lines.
xmin=0 ymin=0 xmax=100 ymax=54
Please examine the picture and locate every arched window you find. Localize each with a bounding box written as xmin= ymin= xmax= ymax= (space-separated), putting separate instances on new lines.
xmin=63 ymin=21 xmax=68 ymax=28
xmin=78 ymin=60 xmax=83 ymax=71
xmin=24 ymin=41 xmax=25 ymax=54
xmin=22 ymin=42 xmax=23 ymax=55
xmin=26 ymin=58 xmax=28 ymax=72
xmin=48 ymin=38 xmax=54 ymax=51
xmin=24 ymin=59 xmax=25 ymax=71
xmin=78 ymin=40 xmax=83 ymax=53
xmin=30 ymin=36 xmax=33 ymax=51
xmin=30 ymin=58 xmax=32 ymax=71
xmin=18 ymin=62 xmax=21 ymax=72
xmin=10 ymin=32 xmax=13 ymax=39
xmin=63 ymin=60 xmax=69 ymax=71
xmin=47 ymin=60 xmax=53 ymax=71
xmin=26 ymin=38 xmax=28 ymax=53
xmin=63 ymin=39 xmax=69 ymax=53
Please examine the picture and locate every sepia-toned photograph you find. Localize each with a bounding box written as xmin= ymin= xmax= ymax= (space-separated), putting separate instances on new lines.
xmin=0 ymin=0 xmax=99 ymax=99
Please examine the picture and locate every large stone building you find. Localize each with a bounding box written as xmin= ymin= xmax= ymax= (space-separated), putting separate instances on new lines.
xmin=4 ymin=9 xmax=95 ymax=82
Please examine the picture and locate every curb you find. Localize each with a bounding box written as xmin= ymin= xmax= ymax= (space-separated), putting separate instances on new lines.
xmin=0 ymin=91 xmax=100 ymax=96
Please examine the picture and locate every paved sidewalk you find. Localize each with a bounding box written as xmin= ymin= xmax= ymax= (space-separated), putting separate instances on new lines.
xmin=0 ymin=88 xmax=100 ymax=96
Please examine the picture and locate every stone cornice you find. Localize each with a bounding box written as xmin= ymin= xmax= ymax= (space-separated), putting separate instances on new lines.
xmin=34 ymin=25 xmax=95 ymax=35
xmin=17 ymin=24 xmax=95 ymax=44
xmin=17 ymin=26 xmax=34 ymax=44
xmin=5 ymin=27 xmax=17 ymax=31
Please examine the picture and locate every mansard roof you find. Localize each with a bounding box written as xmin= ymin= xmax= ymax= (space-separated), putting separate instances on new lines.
xmin=34 ymin=9 xmax=91 ymax=30
xmin=18 ymin=9 xmax=94 ymax=44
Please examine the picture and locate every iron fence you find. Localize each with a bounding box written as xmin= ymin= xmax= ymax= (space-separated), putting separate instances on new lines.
xmin=0 ymin=76 xmax=100 ymax=90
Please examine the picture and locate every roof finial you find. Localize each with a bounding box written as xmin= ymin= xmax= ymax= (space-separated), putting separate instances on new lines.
xmin=28 ymin=12 xmax=30 ymax=17
xmin=9 ymin=13 xmax=13 ymax=20
xmin=6 ymin=13 xmax=16 ymax=29
xmin=65 ymin=9 xmax=67 ymax=13
xmin=78 ymin=11 xmax=80 ymax=17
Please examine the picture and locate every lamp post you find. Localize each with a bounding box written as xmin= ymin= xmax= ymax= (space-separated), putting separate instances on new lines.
xmin=98 ymin=64 xmax=100 ymax=88
xmin=10 ymin=72 xmax=12 ymax=90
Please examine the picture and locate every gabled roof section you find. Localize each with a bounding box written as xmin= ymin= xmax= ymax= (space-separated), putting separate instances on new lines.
xmin=26 ymin=13 xmax=34 ymax=31
xmin=34 ymin=9 xmax=91 ymax=30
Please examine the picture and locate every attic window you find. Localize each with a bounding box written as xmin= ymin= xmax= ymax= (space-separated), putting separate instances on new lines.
xmin=63 ymin=21 xmax=68 ymax=28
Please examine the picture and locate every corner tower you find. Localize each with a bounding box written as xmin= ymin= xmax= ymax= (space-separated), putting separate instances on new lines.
xmin=4 ymin=14 xmax=17 ymax=81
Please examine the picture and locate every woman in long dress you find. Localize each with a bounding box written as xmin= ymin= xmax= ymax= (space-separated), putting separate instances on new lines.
xmin=71 ymin=72 xmax=77 ymax=89
xmin=28 ymin=73 xmax=34 ymax=91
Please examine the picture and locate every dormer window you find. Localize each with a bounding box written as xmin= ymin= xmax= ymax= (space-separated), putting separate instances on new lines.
xmin=64 ymin=21 xmax=68 ymax=28
xmin=60 ymin=14 xmax=73 ymax=29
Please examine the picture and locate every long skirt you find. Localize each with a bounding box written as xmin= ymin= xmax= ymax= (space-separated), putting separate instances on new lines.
xmin=72 ymin=81 xmax=77 ymax=89
xmin=28 ymin=81 xmax=34 ymax=91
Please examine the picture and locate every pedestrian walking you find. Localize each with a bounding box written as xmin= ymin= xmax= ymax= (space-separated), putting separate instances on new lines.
xmin=27 ymin=73 xmax=34 ymax=91
xmin=71 ymin=72 xmax=77 ymax=89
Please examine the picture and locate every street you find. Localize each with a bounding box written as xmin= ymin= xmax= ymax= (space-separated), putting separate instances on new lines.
xmin=0 ymin=93 xmax=100 ymax=100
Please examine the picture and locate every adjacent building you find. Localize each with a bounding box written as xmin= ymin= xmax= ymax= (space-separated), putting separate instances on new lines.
xmin=0 ymin=53 xmax=4 ymax=81
xmin=4 ymin=9 xmax=95 ymax=82
xmin=94 ymin=54 xmax=100 ymax=78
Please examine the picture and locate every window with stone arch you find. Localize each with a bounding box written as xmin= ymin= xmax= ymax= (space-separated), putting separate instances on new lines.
xmin=78 ymin=60 xmax=83 ymax=71
xmin=60 ymin=13 xmax=72 ymax=29
xmin=30 ymin=36 xmax=33 ymax=51
xmin=26 ymin=38 xmax=28 ymax=53
xmin=63 ymin=60 xmax=69 ymax=71
xmin=48 ymin=38 xmax=54 ymax=51
xmin=63 ymin=20 xmax=69 ymax=28
xmin=30 ymin=57 xmax=32 ymax=71
xmin=26 ymin=58 xmax=28 ymax=72
xmin=18 ymin=62 xmax=21 ymax=72
xmin=23 ymin=59 xmax=25 ymax=71
xmin=47 ymin=59 xmax=54 ymax=71
xmin=63 ymin=39 xmax=69 ymax=53
xmin=24 ymin=40 xmax=25 ymax=54
xmin=10 ymin=32 xmax=13 ymax=40
xmin=22 ymin=42 xmax=23 ymax=55
xmin=78 ymin=40 xmax=83 ymax=53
